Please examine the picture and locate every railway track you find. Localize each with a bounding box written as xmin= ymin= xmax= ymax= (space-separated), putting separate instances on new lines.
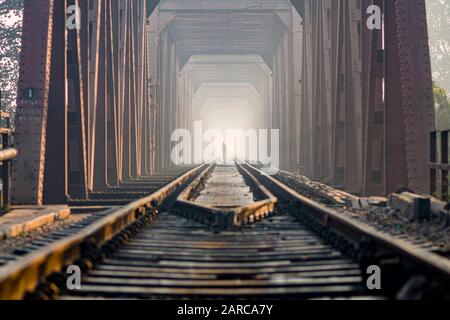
xmin=60 ymin=209 xmax=368 ymax=299
xmin=0 ymin=163 xmax=450 ymax=300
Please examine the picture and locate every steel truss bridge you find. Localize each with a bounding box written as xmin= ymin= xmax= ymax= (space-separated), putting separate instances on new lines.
xmin=2 ymin=0 xmax=450 ymax=301
xmin=12 ymin=0 xmax=434 ymax=204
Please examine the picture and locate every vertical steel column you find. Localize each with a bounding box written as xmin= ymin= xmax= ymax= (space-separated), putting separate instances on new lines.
xmin=300 ymin=0 xmax=314 ymax=178
xmin=384 ymin=0 xmax=435 ymax=194
xmin=311 ymin=0 xmax=321 ymax=180
xmin=309 ymin=0 xmax=333 ymax=181
xmin=292 ymin=7 xmax=303 ymax=170
xmin=122 ymin=0 xmax=132 ymax=180
xmin=67 ymin=0 xmax=88 ymax=199
xmin=137 ymin=1 xmax=147 ymax=177
xmin=80 ymin=0 xmax=90 ymax=186
xmin=43 ymin=0 xmax=68 ymax=204
xmin=87 ymin=0 xmax=100 ymax=189
xmin=117 ymin=0 xmax=127 ymax=181
xmin=148 ymin=8 xmax=158 ymax=175
xmin=1 ymin=132 xmax=13 ymax=213
xmin=12 ymin=0 xmax=55 ymax=205
xmin=322 ymin=0 xmax=333 ymax=183
xmin=106 ymin=0 xmax=119 ymax=186
xmin=91 ymin=0 xmax=108 ymax=191
xmin=362 ymin=0 xmax=385 ymax=195
xmin=429 ymin=131 xmax=437 ymax=197
xmin=141 ymin=8 xmax=150 ymax=177
xmin=331 ymin=0 xmax=344 ymax=187
xmin=440 ymin=131 xmax=449 ymax=199
xmin=128 ymin=0 xmax=138 ymax=179
xmin=384 ymin=0 xmax=406 ymax=194
xmin=344 ymin=0 xmax=363 ymax=193
xmin=330 ymin=0 xmax=363 ymax=193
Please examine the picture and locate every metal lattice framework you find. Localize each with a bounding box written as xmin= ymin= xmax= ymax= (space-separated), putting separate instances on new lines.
xmin=12 ymin=0 xmax=434 ymax=205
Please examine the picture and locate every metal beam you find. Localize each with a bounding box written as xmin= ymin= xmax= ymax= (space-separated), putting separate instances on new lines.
xmin=44 ymin=0 xmax=68 ymax=204
xmin=12 ymin=0 xmax=55 ymax=205
xmin=384 ymin=0 xmax=435 ymax=194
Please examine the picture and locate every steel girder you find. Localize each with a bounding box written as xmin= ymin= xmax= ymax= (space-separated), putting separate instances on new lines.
xmin=44 ymin=0 xmax=68 ymax=203
xmin=384 ymin=0 xmax=435 ymax=194
xmin=67 ymin=0 xmax=88 ymax=200
xmin=12 ymin=0 xmax=55 ymax=205
xmin=362 ymin=0 xmax=385 ymax=195
xmin=13 ymin=0 xmax=150 ymax=204
xmin=299 ymin=0 xmax=435 ymax=195
xmin=333 ymin=0 xmax=364 ymax=193
xmin=87 ymin=0 xmax=148 ymax=186
xmin=12 ymin=0 xmax=435 ymax=204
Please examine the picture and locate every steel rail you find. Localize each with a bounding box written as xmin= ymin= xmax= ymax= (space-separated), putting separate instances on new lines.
xmin=0 ymin=164 xmax=207 ymax=300
xmin=276 ymin=169 xmax=361 ymax=204
xmin=243 ymin=163 xmax=450 ymax=290
xmin=60 ymin=208 xmax=369 ymax=299
xmin=2 ymin=162 xmax=449 ymax=299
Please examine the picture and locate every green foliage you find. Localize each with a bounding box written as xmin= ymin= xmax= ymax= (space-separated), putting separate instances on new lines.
xmin=434 ymin=83 xmax=450 ymax=130
xmin=426 ymin=0 xmax=450 ymax=95
xmin=0 ymin=0 xmax=23 ymax=113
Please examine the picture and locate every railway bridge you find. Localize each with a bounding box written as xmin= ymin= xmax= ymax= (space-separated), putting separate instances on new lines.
xmin=11 ymin=0 xmax=435 ymax=205
xmin=0 ymin=0 xmax=449 ymax=300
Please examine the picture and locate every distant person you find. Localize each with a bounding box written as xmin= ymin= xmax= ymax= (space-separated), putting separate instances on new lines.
xmin=222 ymin=142 xmax=227 ymax=164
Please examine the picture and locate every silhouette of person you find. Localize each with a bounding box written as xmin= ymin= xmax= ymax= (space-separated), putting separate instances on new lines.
xmin=222 ymin=142 xmax=227 ymax=164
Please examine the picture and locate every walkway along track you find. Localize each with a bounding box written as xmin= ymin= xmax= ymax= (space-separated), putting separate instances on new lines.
xmin=0 ymin=164 xmax=450 ymax=299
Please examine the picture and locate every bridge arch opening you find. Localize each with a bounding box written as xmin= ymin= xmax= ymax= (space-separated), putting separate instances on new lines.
xmin=150 ymin=0 xmax=300 ymax=172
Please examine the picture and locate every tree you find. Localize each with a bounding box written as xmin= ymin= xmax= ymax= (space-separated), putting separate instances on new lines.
xmin=433 ymin=82 xmax=450 ymax=130
xmin=0 ymin=0 xmax=23 ymax=113
xmin=426 ymin=0 xmax=450 ymax=95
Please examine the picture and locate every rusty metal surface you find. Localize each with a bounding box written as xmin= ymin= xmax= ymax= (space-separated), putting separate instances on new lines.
xmin=297 ymin=0 xmax=435 ymax=196
xmin=92 ymin=0 xmax=108 ymax=191
xmin=393 ymin=0 xmax=435 ymax=194
xmin=44 ymin=0 xmax=68 ymax=204
xmin=385 ymin=0 xmax=435 ymax=195
xmin=106 ymin=0 xmax=119 ymax=187
xmin=300 ymin=0 xmax=365 ymax=193
xmin=10 ymin=0 xmax=436 ymax=203
xmin=12 ymin=0 xmax=55 ymax=205
xmin=67 ymin=0 xmax=88 ymax=199
xmin=362 ymin=0 xmax=385 ymax=196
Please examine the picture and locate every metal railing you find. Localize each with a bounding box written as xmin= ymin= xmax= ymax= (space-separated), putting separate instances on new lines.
xmin=0 ymin=93 xmax=16 ymax=214
xmin=430 ymin=130 xmax=449 ymax=201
